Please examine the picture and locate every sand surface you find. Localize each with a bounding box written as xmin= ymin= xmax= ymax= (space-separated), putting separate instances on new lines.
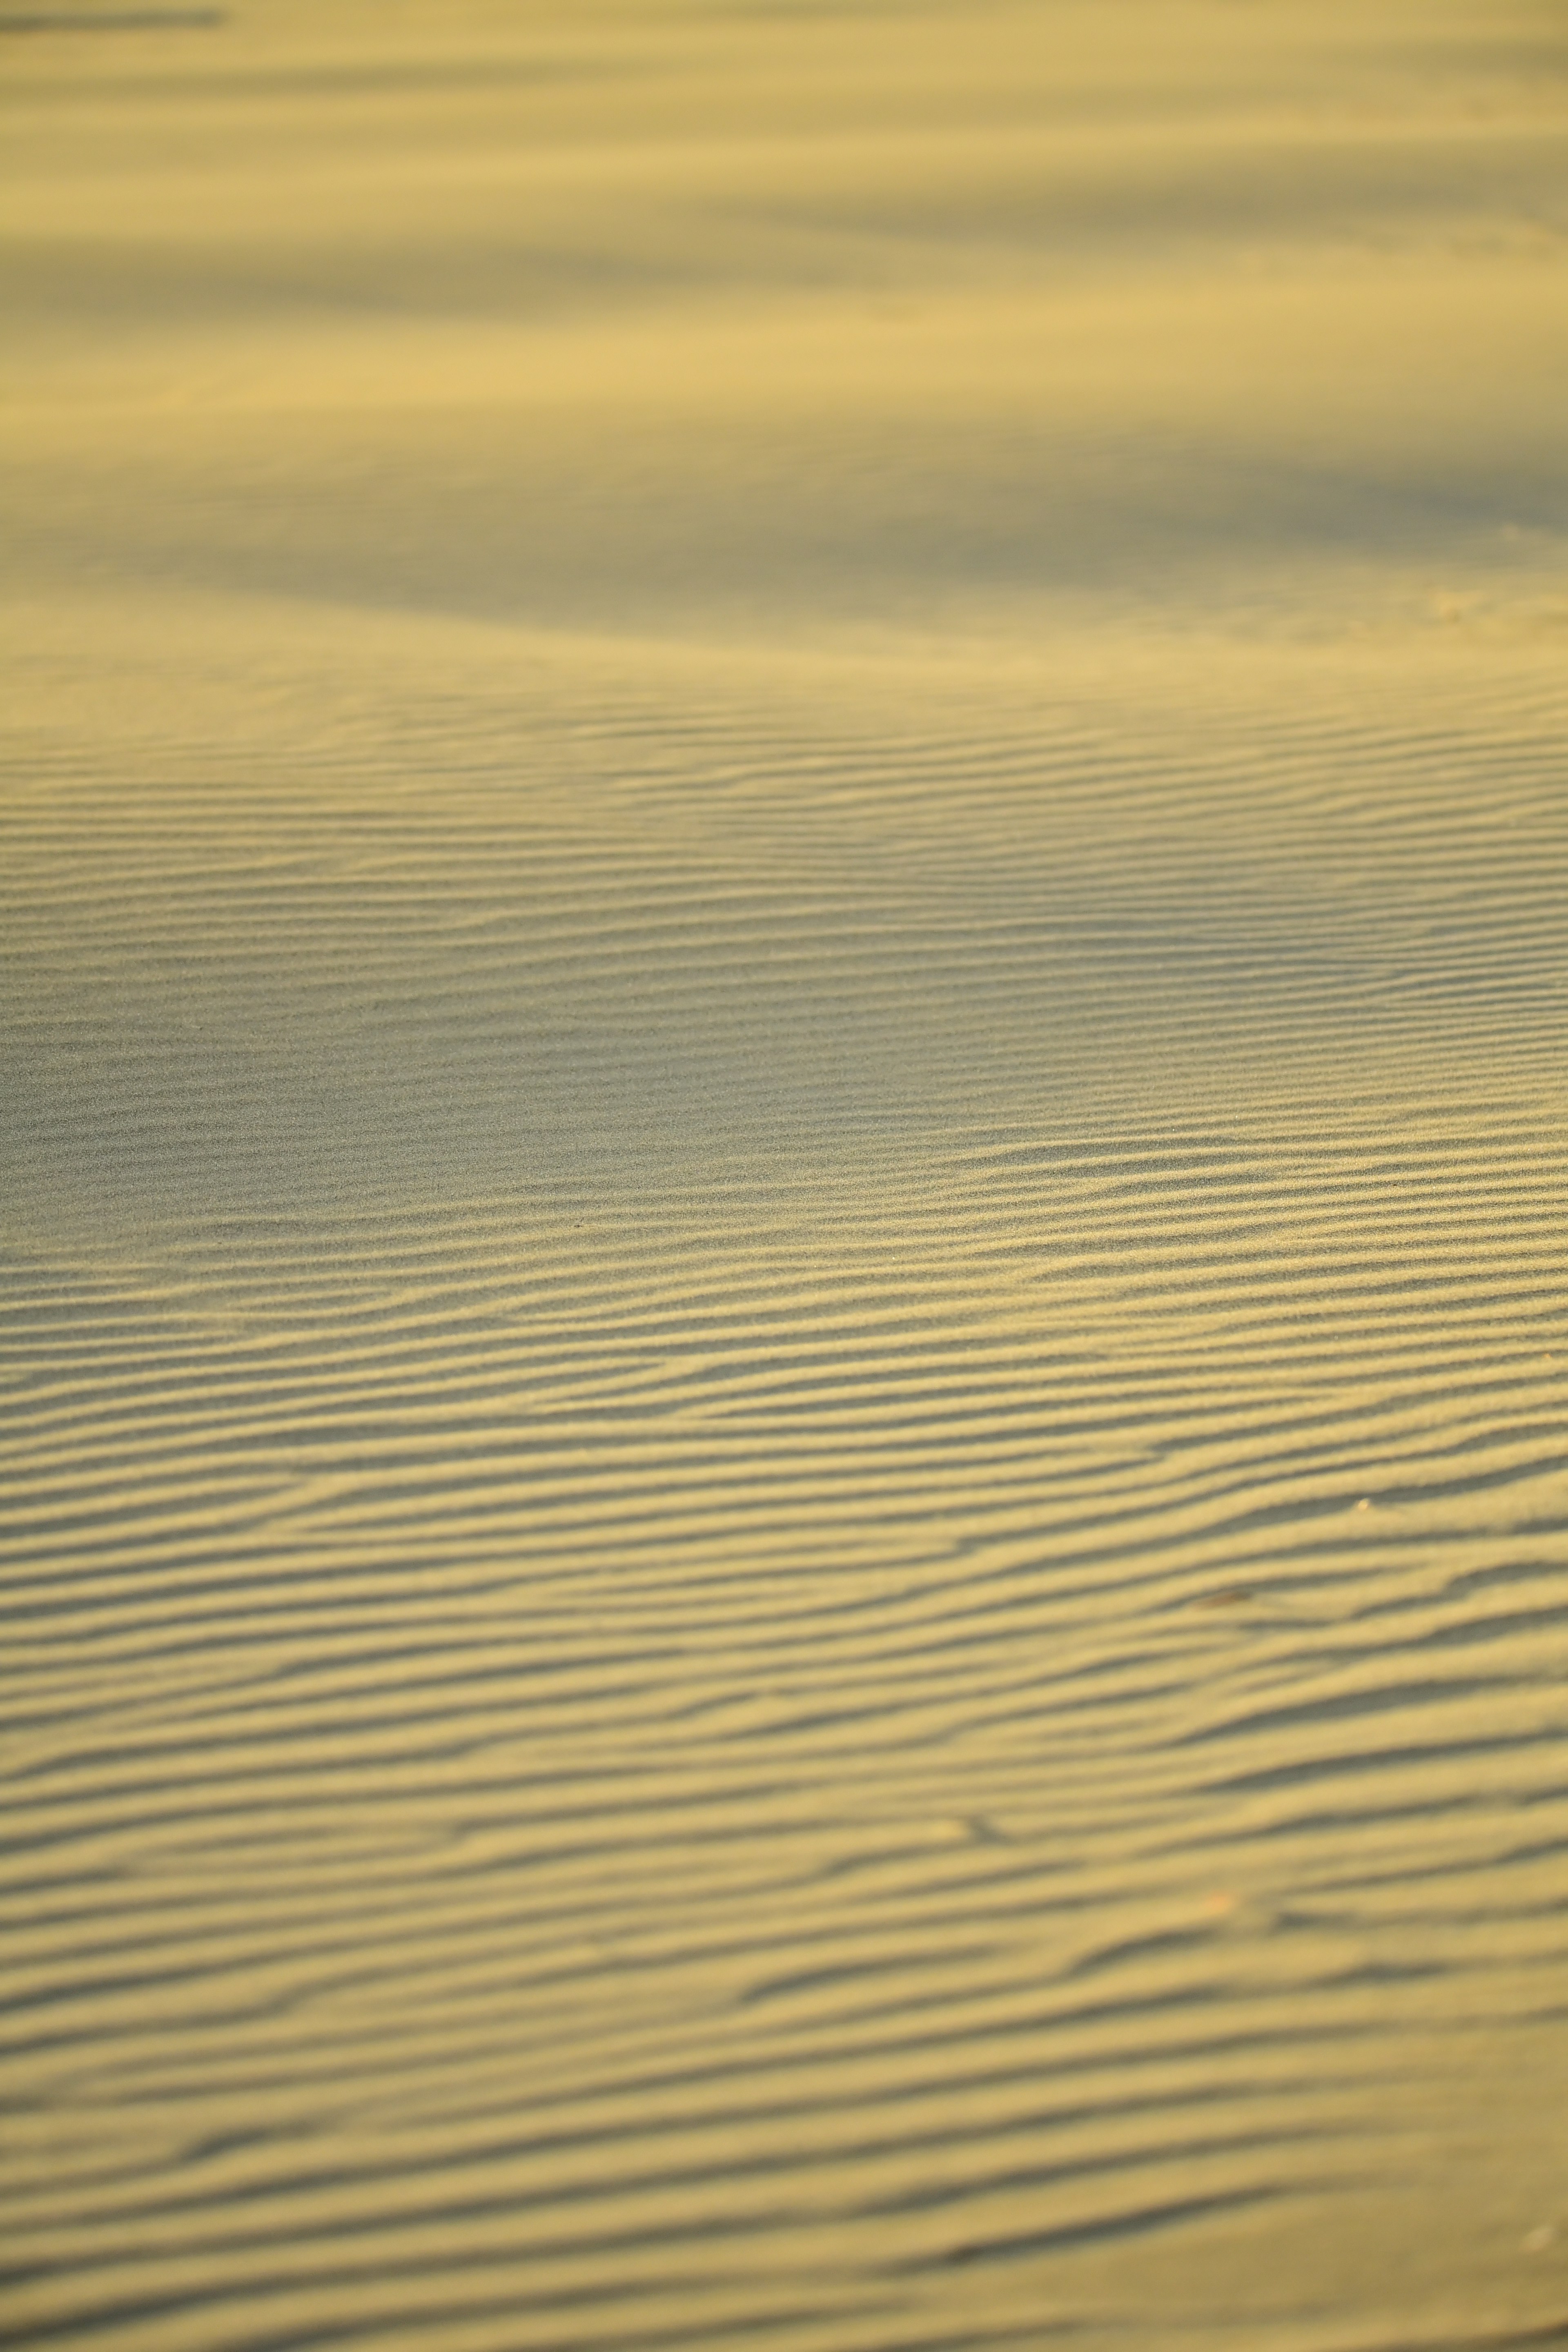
xmin=4 ymin=3 xmax=1568 ymax=2347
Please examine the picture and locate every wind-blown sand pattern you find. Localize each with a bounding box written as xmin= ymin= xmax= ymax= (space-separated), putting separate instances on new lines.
xmin=4 ymin=4 xmax=1568 ymax=2348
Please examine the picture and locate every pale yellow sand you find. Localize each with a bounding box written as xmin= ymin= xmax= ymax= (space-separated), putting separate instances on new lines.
xmin=3 ymin=4 xmax=1568 ymax=2348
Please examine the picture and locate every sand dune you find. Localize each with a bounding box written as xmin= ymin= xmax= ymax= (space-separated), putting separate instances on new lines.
xmin=3 ymin=4 xmax=1568 ymax=2348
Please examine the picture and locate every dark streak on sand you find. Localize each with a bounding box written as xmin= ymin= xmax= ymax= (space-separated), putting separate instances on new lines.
xmin=0 ymin=8 xmax=224 ymax=29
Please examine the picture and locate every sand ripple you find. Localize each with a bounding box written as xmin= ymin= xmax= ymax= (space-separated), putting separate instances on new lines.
xmin=5 ymin=622 xmax=1568 ymax=2352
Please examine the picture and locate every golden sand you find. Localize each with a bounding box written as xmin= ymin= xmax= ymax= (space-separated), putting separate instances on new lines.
xmin=3 ymin=4 xmax=1567 ymax=2346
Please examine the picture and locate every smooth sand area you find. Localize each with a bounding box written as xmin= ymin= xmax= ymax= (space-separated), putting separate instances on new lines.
xmin=4 ymin=4 xmax=1568 ymax=2347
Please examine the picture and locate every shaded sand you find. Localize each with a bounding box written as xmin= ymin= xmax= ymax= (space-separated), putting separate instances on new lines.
xmin=3 ymin=4 xmax=1568 ymax=2348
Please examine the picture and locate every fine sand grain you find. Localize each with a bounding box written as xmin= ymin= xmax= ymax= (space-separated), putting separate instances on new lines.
xmin=3 ymin=4 xmax=1568 ymax=2348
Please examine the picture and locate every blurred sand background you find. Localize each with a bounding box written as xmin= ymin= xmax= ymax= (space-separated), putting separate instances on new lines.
xmin=3 ymin=3 xmax=1568 ymax=2348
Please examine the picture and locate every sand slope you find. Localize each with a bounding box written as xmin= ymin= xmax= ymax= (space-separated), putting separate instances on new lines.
xmin=3 ymin=4 xmax=1568 ymax=2348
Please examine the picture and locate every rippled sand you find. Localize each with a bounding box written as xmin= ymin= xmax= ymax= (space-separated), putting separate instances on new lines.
xmin=4 ymin=4 xmax=1568 ymax=2348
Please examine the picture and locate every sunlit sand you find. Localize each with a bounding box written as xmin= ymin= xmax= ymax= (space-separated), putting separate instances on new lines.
xmin=4 ymin=3 xmax=1567 ymax=2347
